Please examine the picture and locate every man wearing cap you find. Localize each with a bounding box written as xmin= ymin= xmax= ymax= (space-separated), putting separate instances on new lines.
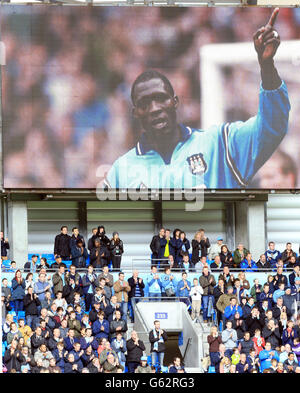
xmin=50 ymin=255 xmax=67 ymax=271
xmin=135 ymin=356 xmax=152 ymax=373
xmin=24 ymin=255 xmax=39 ymax=273
xmin=208 ymin=237 xmax=223 ymax=261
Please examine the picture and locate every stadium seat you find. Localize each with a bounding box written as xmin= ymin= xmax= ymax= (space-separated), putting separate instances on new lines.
xmin=42 ymin=254 xmax=55 ymax=261
xmin=18 ymin=311 xmax=25 ymax=319
xmin=28 ymin=253 xmax=40 ymax=261
xmin=63 ymin=260 xmax=72 ymax=268
xmin=161 ymin=366 xmax=169 ymax=373
xmin=208 ymin=366 xmax=216 ymax=373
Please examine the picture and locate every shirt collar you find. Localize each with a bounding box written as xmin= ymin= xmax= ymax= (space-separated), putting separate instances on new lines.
xmin=135 ymin=124 xmax=192 ymax=156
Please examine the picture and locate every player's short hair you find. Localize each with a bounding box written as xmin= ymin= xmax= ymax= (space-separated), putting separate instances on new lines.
xmin=131 ymin=70 xmax=174 ymax=104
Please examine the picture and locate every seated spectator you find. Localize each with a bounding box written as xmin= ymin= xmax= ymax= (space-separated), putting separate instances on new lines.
xmin=180 ymin=252 xmax=195 ymax=273
xmin=236 ymin=352 xmax=251 ymax=374
xmin=286 ymin=255 xmax=299 ymax=269
xmin=208 ymin=237 xmax=223 ymax=261
xmin=239 ymin=331 xmax=253 ymax=356
xmin=126 ymin=331 xmax=146 ymax=373
xmin=259 ymin=341 xmax=280 ymax=372
xmin=219 ymin=245 xmax=233 ymax=268
xmin=265 ymin=241 xmax=281 ymax=268
xmin=247 ymin=347 xmax=260 ymax=372
xmin=256 ymin=254 xmax=271 ymax=269
xmin=169 ymin=357 xmax=186 ymax=373
xmin=24 ymin=254 xmax=39 ymax=273
xmin=71 ymin=238 xmax=88 ymax=269
xmin=54 ymin=226 xmax=71 ymax=261
xmin=111 ymin=332 xmax=127 ymax=369
xmin=210 ymin=255 xmax=222 ymax=271
xmin=110 ymin=309 xmax=128 ymax=339
xmin=240 ymin=253 xmax=258 ymax=272
xmin=250 ymin=278 xmax=262 ymax=305
xmin=210 ymin=343 xmax=226 ymax=373
xmin=281 ymin=243 xmax=297 ymax=265
xmin=283 ymin=352 xmax=298 ymax=373
xmin=38 ymin=257 xmax=50 ymax=271
xmin=289 ymin=265 xmax=300 ymax=287
xmin=282 ymin=320 xmax=298 ymax=346
xmin=231 ymin=347 xmax=240 ymax=366
xmin=221 ymin=320 xmax=238 ymax=357
xmin=252 ymin=329 xmax=266 ymax=355
xmin=233 ymin=243 xmax=250 ymax=268
xmin=135 ymin=356 xmax=152 ymax=373
xmin=194 ymin=256 xmax=211 ymax=274
xmin=146 ymin=265 xmax=162 ymax=300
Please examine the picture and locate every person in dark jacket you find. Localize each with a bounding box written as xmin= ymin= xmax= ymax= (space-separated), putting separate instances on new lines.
xmin=96 ymin=225 xmax=111 ymax=248
xmin=23 ymin=286 xmax=41 ymax=329
xmin=128 ymin=270 xmax=145 ymax=322
xmin=110 ymin=309 xmax=128 ymax=339
xmin=52 ymin=342 xmax=68 ymax=373
xmin=3 ymin=339 xmax=25 ymax=372
xmin=126 ymin=330 xmax=146 ymax=373
xmin=239 ymin=332 xmax=254 ymax=356
xmin=273 ymin=266 xmax=288 ymax=290
xmin=24 ymin=255 xmax=39 ymax=273
xmin=64 ymin=353 xmax=82 ymax=373
xmin=236 ymin=353 xmax=251 ymax=374
xmin=30 ymin=326 xmax=47 ymax=355
xmin=191 ymin=229 xmax=210 ymax=265
xmin=71 ymin=238 xmax=88 ymax=268
xmin=262 ymin=319 xmax=281 ymax=349
xmin=219 ymin=245 xmax=234 ymax=268
xmin=82 ymin=265 xmax=97 ymax=312
xmin=158 ymin=229 xmax=175 ymax=268
xmin=150 ymin=228 xmax=165 ymax=267
xmin=289 ymin=265 xmax=300 ymax=287
xmin=92 ymin=311 xmax=110 ymax=340
xmin=62 ymin=278 xmax=81 ymax=305
xmin=232 ymin=312 xmax=247 ymax=341
xmin=69 ymin=227 xmax=85 ymax=249
xmin=281 ymin=242 xmax=297 ymax=265
xmin=149 ymin=320 xmax=168 ymax=370
xmin=109 ymin=232 xmax=124 ymax=271
xmin=90 ymin=238 xmax=110 ymax=269
xmin=169 ymin=357 xmax=186 ymax=373
xmin=54 ymin=226 xmax=71 ymax=260
xmin=0 ymin=231 xmax=10 ymax=259
xmin=87 ymin=228 xmax=98 ymax=252
xmin=11 ymin=270 xmax=26 ymax=313
xmin=245 ymin=307 xmax=265 ymax=337
xmin=256 ymin=254 xmax=271 ymax=269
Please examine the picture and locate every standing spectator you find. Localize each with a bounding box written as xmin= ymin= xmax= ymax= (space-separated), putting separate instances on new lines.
xmin=150 ymin=228 xmax=165 ymax=266
xmin=128 ymin=270 xmax=145 ymax=321
xmin=71 ymin=238 xmax=88 ymax=269
xmin=282 ymin=242 xmax=297 ymax=265
xmin=159 ymin=229 xmax=175 ymax=269
xmin=210 ymin=343 xmax=226 ymax=373
xmin=109 ymin=232 xmax=124 ymax=271
xmin=113 ymin=272 xmax=131 ymax=321
xmin=283 ymin=352 xmax=298 ymax=373
xmin=262 ymin=320 xmax=281 ymax=349
xmin=250 ymin=278 xmax=262 ymax=304
xmin=54 ymin=226 xmax=71 ymax=260
xmin=23 ymin=286 xmax=41 ymax=329
xmin=92 ymin=311 xmax=109 ymax=341
xmin=96 ymin=225 xmax=111 ymax=248
xmin=146 ymin=265 xmax=162 ymax=300
xmin=87 ymin=228 xmax=98 ymax=252
xmin=207 ymin=326 xmax=222 ymax=363
xmin=218 ymin=266 xmax=235 ymax=290
xmin=233 ymin=243 xmax=250 ymax=268
xmin=178 ymin=231 xmax=190 ymax=265
xmin=90 ymin=238 xmax=110 ymax=269
xmin=216 ymin=286 xmax=237 ymax=326
xmin=189 ymin=278 xmax=203 ymax=322
xmin=110 ymin=309 xmax=128 ymax=339
xmin=82 ymin=265 xmax=97 ymax=312
xmin=224 ymin=296 xmax=243 ymax=322
xmin=161 ymin=266 xmax=177 ymax=298
xmin=34 ymin=273 xmax=52 ymax=303
xmin=126 ymin=331 xmax=146 ymax=373
xmin=265 ymin=241 xmax=281 ymax=268
xmin=0 ymin=231 xmax=10 ymax=259
xmin=98 ymin=265 xmax=114 ymax=289
xmin=199 ymin=266 xmax=216 ymax=323
xmin=282 ymin=320 xmax=298 ymax=346
xmin=177 ymin=272 xmax=191 ymax=306
xmin=289 ymin=265 xmax=300 ymax=287
xmin=149 ymin=320 xmax=168 ymax=371
xmin=256 ymin=254 xmax=271 ymax=269
xmin=245 ymin=307 xmax=265 ymax=337
xmin=221 ymin=320 xmax=238 ymax=357
xmin=208 ymin=237 xmax=223 ymax=261
xmin=232 ymin=312 xmax=246 ymax=341
xmin=286 ymin=255 xmax=299 ymax=269
xmin=273 ymin=266 xmax=288 ymax=290
xmin=213 ymin=278 xmax=225 ymax=326
xmin=252 ymin=329 xmax=266 ymax=355
xmin=69 ymin=227 xmax=85 ymax=249
xmin=24 ymin=255 xmax=39 ymax=273
xmin=3 ymin=339 xmax=24 ymax=372
xmin=11 ymin=269 xmax=26 ymax=313
xmin=191 ymin=229 xmax=210 ymax=266
xmin=239 ymin=332 xmax=254 ymax=356
xmin=111 ymin=332 xmax=127 ymax=369
xmin=52 ymin=265 xmax=66 ymax=296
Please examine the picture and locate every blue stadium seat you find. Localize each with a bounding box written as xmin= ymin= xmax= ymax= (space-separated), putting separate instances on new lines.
xmin=63 ymin=260 xmax=72 ymax=268
xmin=2 ymin=260 xmax=11 ymax=268
xmin=147 ymin=355 xmax=152 ymax=365
xmin=161 ymin=366 xmax=169 ymax=373
xmin=42 ymin=253 xmax=55 ymax=261
xmin=18 ymin=311 xmax=25 ymax=319
xmin=28 ymin=253 xmax=40 ymax=261
xmin=208 ymin=366 xmax=216 ymax=373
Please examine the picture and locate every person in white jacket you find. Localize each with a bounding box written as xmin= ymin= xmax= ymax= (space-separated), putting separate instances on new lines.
xmin=189 ymin=278 xmax=203 ymax=323
xmin=208 ymin=237 xmax=224 ymax=261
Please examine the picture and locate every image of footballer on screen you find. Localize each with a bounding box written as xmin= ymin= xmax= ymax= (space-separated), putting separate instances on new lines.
xmin=103 ymin=8 xmax=290 ymax=190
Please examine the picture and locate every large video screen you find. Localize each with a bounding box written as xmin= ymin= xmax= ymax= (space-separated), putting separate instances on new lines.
xmin=1 ymin=6 xmax=300 ymax=189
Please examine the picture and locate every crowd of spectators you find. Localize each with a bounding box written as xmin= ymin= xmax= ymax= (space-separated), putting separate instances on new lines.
xmin=2 ymin=225 xmax=300 ymax=373
xmin=2 ymin=7 xmax=300 ymax=188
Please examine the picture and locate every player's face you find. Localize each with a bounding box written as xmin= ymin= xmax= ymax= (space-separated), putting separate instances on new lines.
xmin=133 ymin=78 xmax=178 ymax=137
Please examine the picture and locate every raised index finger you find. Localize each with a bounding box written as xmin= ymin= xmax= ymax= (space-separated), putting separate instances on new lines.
xmin=266 ymin=8 xmax=279 ymax=28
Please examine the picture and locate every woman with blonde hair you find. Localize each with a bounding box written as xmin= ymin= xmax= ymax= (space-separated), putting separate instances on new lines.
xmin=191 ymin=229 xmax=210 ymax=266
xmin=207 ymin=325 xmax=222 ymax=363
xmin=219 ymin=356 xmax=231 ymax=374
xmin=237 ymin=271 xmax=250 ymax=294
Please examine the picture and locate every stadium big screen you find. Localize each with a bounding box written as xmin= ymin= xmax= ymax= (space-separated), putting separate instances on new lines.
xmin=1 ymin=6 xmax=300 ymax=190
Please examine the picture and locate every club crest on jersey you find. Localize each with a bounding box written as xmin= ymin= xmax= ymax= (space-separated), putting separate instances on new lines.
xmin=187 ymin=153 xmax=207 ymax=175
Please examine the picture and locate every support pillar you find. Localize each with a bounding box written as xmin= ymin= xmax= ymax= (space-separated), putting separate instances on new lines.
xmin=7 ymin=201 xmax=28 ymax=268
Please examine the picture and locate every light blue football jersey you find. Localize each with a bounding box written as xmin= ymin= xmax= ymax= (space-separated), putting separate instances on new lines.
xmin=104 ymin=81 xmax=290 ymax=189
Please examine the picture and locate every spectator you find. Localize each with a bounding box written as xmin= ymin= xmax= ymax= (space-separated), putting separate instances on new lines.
xmin=189 ymin=277 xmax=203 ymax=323
xmin=159 ymin=229 xmax=175 ymax=269
xmin=199 ymin=266 xmax=216 ymax=323
xmin=208 ymin=237 xmax=223 ymax=261
xmin=3 ymin=339 xmax=24 ymax=372
xmin=113 ymin=272 xmax=130 ymax=321
xmin=169 ymin=357 xmax=186 ymax=373
xmin=218 ymin=266 xmax=235 ymax=289
xmin=289 ymin=265 xmax=300 ymax=287
xmin=240 ymin=253 xmax=258 ymax=272
xmin=273 ymin=283 xmax=286 ymax=304
xmin=236 ymin=352 xmax=250 ymax=374
xmin=52 ymin=264 xmax=66 ymax=296
xmin=252 ymin=329 xmax=266 ymax=355
xmin=11 ymin=269 xmax=26 ymax=313
xmin=71 ymin=238 xmax=88 ymax=269
xmin=87 ymin=228 xmax=98 ymax=252
xmin=286 ymin=255 xmax=299 ymax=269
xmin=233 ymin=243 xmax=250 ymax=268
xmin=259 ymin=341 xmax=280 ymax=372
xmin=245 ymin=307 xmax=265 ymax=337
xmin=191 ymin=229 xmax=210 ymax=266
xmin=224 ymin=296 xmax=243 ymax=322
xmin=250 ymin=278 xmax=262 ymax=304
xmin=273 ymin=266 xmax=288 ymax=290
xmin=177 ymin=272 xmax=191 ymax=306
xmin=237 ymin=272 xmax=251 ymax=294
xmin=128 ymin=270 xmax=144 ymax=321
xmin=135 ymin=356 xmax=152 ymax=373
xmin=96 ymin=226 xmax=111 ymax=248
xmin=150 ymin=228 xmax=165 ymax=266
xmin=149 ymin=320 xmax=168 ymax=371
xmin=283 ymin=352 xmax=298 ymax=373
xmin=146 ymin=265 xmax=162 ymax=300
xmin=126 ymin=331 xmax=146 ymax=373
xmin=239 ymin=331 xmax=253 ymax=356
xmin=69 ymin=227 xmax=85 ymax=249
xmin=259 ymin=283 xmax=273 ymax=310
xmin=82 ymin=265 xmax=97 ymax=312
xmin=265 ymin=241 xmax=281 ymax=268
xmin=90 ymin=238 xmax=110 ymax=269
xmin=0 ymin=231 xmax=10 ymax=259
xmin=109 ymin=309 xmax=128 ymax=339
xmin=178 ymin=231 xmax=190 ymax=266
xmin=207 ymin=326 xmax=222 ymax=363
xmin=54 ymin=226 xmax=71 ymax=260
xmin=216 ymin=286 xmax=237 ymax=326
xmin=23 ymin=286 xmax=41 ymax=329
xmin=161 ymin=266 xmax=177 ymax=298
xmin=256 ymin=254 xmax=271 ymax=269
xmin=50 ymin=255 xmax=67 ymax=271
xmin=210 ymin=343 xmax=226 ymax=373
xmin=180 ymin=252 xmax=195 ymax=273
xmin=111 ymin=332 xmax=127 ymax=369
xmin=282 ymin=242 xmax=297 ymax=265
xmin=7 ymin=322 xmax=23 ymax=345
xmin=38 ymin=258 xmax=50 ymax=272
xmin=233 ymin=278 xmax=246 ymax=304
xmin=221 ymin=320 xmax=238 ymax=357
xmin=232 ymin=312 xmax=246 ymax=341
xmin=34 ymin=273 xmax=52 ymax=303
xmin=219 ymin=244 xmax=234 ymax=269
xmin=210 ymin=255 xmax=222 ymax=271
xmin=262 ymin=320 xmax=281 ymax=349
xmin=282 ymin=320 xmax=298 ymax=346
xmin=24 ymin=255 xmax=39 ymax=273
xmin=109 ymin=232 xmax=124 ymax=271
xmin=98 ymin=265 xmax=114 ymax=289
